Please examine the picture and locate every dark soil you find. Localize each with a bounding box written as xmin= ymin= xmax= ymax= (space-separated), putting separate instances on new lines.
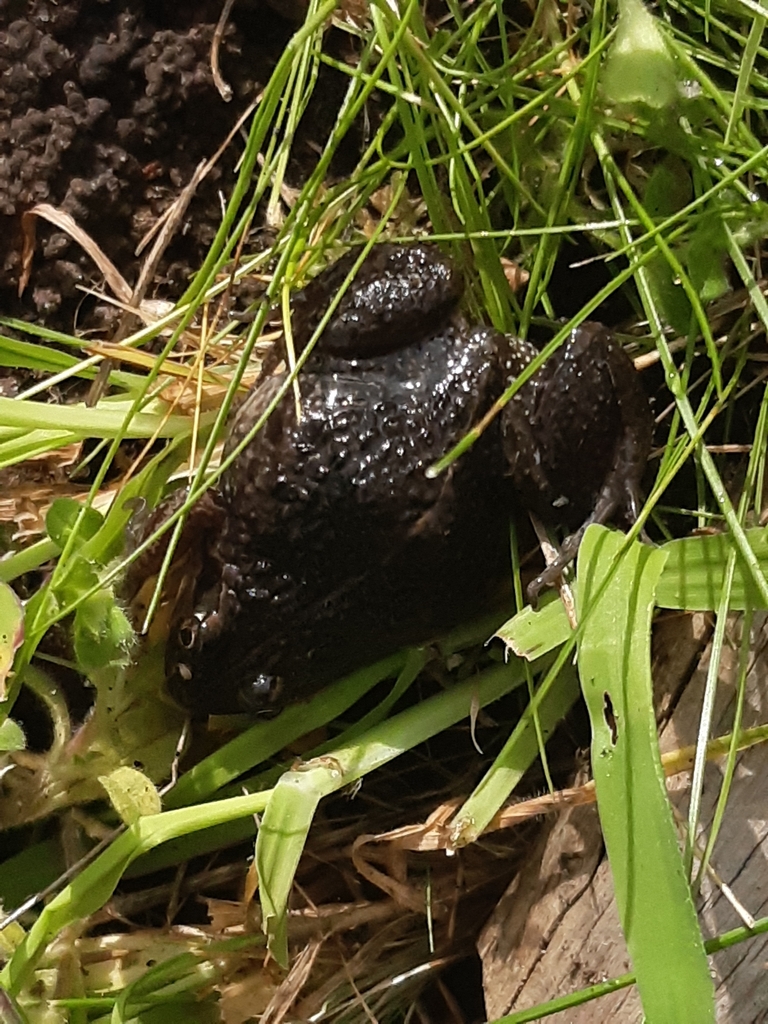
xmin=0 ymin=0 xmax=311 ymax=332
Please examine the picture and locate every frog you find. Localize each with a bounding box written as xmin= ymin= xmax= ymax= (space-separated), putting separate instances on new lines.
xmin=158 ymin=242 xmax=652 ymax=717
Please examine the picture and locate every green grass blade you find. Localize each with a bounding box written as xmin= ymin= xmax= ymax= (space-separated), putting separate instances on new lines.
xmin=496 ymin=527 xmax=768 ymax=662
xmin=657 ymin=527 xmax=768 ymax=609
xmin=0 ymin=792 xmax=277 ymax=993
xmin=448 ymin=661 xmax=580 ymax=846
xmin=256 ymin=660 xmax=523 ymax=965
xmin=0 ymin=395 xmax=199 ymax=439
xmin=257 ymin=765 xmax=338 ymax=968
xmin=164 ymin=651 xmax=409 ymax=807
xmin=577 ymin=524 xmax=714 ymax=1024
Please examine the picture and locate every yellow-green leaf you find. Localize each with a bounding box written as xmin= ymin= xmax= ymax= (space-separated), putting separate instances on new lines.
xmin=98 ymin=766 xmax=162 ymax=825
xmin=0 ymin=583 xmax=24 ymax=702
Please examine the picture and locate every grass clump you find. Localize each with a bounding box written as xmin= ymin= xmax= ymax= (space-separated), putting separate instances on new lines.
xmin=2 ymin=0 xmax=768 ymax=1020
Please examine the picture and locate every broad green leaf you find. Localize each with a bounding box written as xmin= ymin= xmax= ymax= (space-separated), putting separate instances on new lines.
xmin=45 ymin=497 xmax=103 ymax=550
xmin=52 ymin=557 xmax=99 ymax=612
xmin=643 ymin=156 xmax=693 ymax=220
xmin=497 ymin=527 xmax=768 ymax=665
xmin=0 ymin=719 xmax=25 ymax=753
xmin=656 ymin=527 xmax=768 ymax=610
xmin=577 ymin=525 xmax=714 ymax=1024
xmin=641 ymin=159 xmax=695 ymax=331
xmin=601 ymin=0 xmax=678 ymax=109
xmin=687 ymin=214 xmax=730 ymax=303
xmin=644 ymin=254 xmax=692 ymax=335
xmin=99 ymin=766 xmax=162 ymax=825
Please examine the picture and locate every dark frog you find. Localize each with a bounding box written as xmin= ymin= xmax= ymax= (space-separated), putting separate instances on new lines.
xmin=160 ymin=244 xmax=652 ymax=716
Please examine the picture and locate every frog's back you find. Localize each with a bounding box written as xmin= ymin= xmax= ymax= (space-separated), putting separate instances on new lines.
xmin=219 ymin=321 xmax=511 ymax=560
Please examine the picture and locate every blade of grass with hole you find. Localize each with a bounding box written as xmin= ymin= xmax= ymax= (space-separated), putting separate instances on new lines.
xmin=577 ymin=524 xmax=714 ymax=1024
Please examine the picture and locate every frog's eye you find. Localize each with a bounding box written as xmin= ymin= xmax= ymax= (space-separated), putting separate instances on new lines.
xmin=237 ymin=674 xmax=283 ymax=712
xmin=177 ymin=621 xmax=198 ymax=650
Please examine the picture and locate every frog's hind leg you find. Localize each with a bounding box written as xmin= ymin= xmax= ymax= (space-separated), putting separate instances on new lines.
xmin=525 ymin=442 xmax=644 ymax=602
xmin=519 ymin=322 xmax=653 ymax=603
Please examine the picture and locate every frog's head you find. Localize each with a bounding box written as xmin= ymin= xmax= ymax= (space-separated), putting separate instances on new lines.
xmin=167 ymin=649 xmax=285 ymax=717
xmin=167 ymin=630 xmax=286 ymax=717
xmin=165 ymin=567 xmax=285 ymax=717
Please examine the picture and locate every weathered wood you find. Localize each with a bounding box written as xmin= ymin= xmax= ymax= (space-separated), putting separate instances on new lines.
xmin=478 ymin=612 xmax=768 ymax=1021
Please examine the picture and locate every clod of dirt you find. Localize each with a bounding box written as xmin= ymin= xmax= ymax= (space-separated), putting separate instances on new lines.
xmin=0 ymin=0 xmax=295 ymax=331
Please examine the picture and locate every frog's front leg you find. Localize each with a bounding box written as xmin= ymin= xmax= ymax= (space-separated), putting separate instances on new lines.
xmin=503 ymin=322 xmax=653 ymax=599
